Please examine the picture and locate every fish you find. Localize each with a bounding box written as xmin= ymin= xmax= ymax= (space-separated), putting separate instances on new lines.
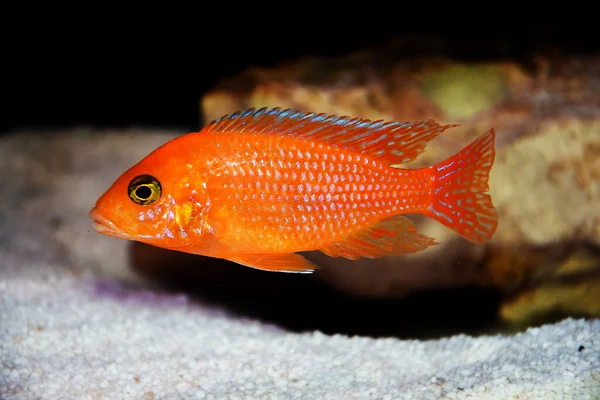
xmin=89 ymin=107 xmax=498 ymax=274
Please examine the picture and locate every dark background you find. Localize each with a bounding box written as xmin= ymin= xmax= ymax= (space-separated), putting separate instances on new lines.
xmin=4 ymin=16 xmax=597 ymax=133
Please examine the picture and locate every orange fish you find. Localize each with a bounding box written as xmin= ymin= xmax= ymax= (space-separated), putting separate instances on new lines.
xmin=89 ymin=107 xmax=498 ymax=273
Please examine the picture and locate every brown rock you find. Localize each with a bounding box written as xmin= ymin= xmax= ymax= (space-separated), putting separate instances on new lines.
xmin=500 ymin=247 xmax=600 ymax=327
xmin=200 ymin=36 xmax=600 ymax=323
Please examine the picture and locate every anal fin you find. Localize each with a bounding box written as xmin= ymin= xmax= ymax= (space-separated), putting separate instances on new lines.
xmin=319 ymin=215 xmax=437 ymax=260
xmin=226 ymin=253 xmax=317 ymax=274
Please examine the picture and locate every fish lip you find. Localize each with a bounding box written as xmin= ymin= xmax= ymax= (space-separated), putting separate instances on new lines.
xmin=89 ymin=207 xmax=124 ymax=237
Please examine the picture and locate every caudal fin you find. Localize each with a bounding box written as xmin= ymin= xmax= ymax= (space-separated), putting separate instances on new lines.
xmin=425 ymin=128 xmax=498 ymax=244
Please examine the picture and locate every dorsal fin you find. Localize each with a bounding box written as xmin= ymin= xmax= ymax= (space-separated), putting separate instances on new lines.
xmin=204 ymin=107 xmax=457 ymax=164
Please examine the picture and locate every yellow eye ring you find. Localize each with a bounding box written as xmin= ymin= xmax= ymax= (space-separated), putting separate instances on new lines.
xmin=128 ymin=175 xmax=162 ymax=206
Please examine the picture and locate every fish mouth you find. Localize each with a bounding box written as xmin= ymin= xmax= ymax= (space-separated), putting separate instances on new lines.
xmin=89 ymin=207 xmax=126 ymax=238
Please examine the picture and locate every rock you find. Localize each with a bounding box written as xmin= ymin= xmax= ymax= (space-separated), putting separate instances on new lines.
xmin=500 ymin=249 xmax=600 ymax=328
xmin=200 ymin=36 xmax=600 ymax=324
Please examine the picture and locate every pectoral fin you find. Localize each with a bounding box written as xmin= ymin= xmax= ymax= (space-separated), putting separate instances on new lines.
xmin=226 ymin=253 xmax=317 ymax=273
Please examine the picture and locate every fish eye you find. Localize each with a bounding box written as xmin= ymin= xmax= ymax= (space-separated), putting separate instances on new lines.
xmin=128 ymin=174 xmax=162 ymax=206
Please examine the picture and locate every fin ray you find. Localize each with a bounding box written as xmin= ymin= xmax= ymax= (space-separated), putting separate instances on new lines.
xmin=205 ymin=107 xmax=457 ymax=165
xmin=227 ymin=253 xmax=317 ymax=273
xmin=319 ymin=215 xmax=437 ymax=260
xmin=425 ymin=128 xmax=498 ymax=243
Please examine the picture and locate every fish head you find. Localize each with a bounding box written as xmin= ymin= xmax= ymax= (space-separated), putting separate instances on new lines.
xmin=89 ymin=143 xmax=210 ymax=250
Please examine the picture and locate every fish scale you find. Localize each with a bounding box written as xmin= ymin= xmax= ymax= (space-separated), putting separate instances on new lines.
xmin=207 ymin=134 xmax=431 ymax=253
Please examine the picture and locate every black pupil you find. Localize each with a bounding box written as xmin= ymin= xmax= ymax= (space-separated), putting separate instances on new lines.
xmin=135 ymin=185 xmax=153 ymax=200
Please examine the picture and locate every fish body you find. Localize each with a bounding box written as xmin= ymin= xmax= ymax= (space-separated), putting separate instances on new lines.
xmin=89 ymin=107 xmax=498 ymax=273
